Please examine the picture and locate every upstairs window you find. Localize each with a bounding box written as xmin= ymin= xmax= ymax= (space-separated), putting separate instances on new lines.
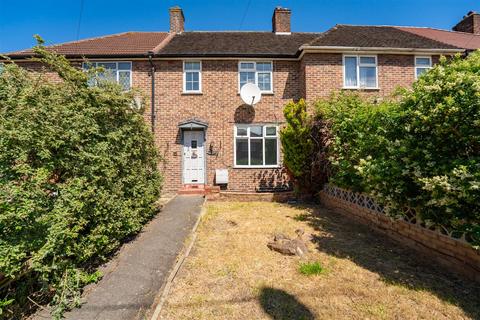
xmin=82 ymin=61 xmax=132 ymax=90
xmin=415 ymin=56 xmax=432 ymax=79
xmin=183 ymin=61 xmax=202 ymax=93
xmin=343 ymin=55 xmax=378 ymax=89
xmin=239 ymin=61 xmax=273 ymax=92
xmin=235 ymin=125 xmax=278 ymax=167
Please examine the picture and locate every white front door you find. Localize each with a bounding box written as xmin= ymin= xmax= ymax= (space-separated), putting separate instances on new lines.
xmin=183 ymin=130 xmax=205 ymax=184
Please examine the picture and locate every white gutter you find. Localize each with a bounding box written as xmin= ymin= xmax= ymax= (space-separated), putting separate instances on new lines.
xmin=3 ymin=46 xmax=464 ymax=64
xmin=298 ymin=45 xmax=464 ymax=59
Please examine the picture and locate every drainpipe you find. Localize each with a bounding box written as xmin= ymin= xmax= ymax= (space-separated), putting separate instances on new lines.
xmin=148 ymin=51 xmax=156 ymax=133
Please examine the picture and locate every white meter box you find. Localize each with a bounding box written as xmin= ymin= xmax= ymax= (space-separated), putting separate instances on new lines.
xmin=215 ymin=169 xmax=229 ymax=184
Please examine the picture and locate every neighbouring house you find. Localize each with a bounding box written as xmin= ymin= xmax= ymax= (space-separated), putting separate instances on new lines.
xmin=4 ymin=8 xmax=480 ymax=195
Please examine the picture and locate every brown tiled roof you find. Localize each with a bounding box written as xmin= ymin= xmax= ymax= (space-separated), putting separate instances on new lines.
xmin=6 ymin=32 xmax=170 ymax=58
xmin=157 ymin=32 xmax=321 ymax=57
xmin=397 ymin=27 xmax=480 ymax=50
xmin=6 ymin=26 xmax=470 ymax=60
xmin=306 ymin=25 xmax=461 ymax=50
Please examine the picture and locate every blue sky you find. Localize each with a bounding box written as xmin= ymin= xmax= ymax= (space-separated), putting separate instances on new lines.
xmin=1 ymin=0 xmax=479 ymax=53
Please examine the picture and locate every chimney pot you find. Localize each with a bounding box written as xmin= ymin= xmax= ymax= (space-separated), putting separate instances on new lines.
xmin=453 ymin=11 xmax=480 ymax=34
xmin=169 ymin=6 xmax=184 ymax=34
xmin=272 ymin=7 xmax=291 ymax=34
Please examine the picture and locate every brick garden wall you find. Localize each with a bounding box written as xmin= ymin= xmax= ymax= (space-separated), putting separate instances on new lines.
xmin=319 ymin=186 xmax=480 ymax=282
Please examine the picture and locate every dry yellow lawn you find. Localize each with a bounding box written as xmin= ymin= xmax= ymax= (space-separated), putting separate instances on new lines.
xmin=161 ymin=202 xmax=480 ymax=320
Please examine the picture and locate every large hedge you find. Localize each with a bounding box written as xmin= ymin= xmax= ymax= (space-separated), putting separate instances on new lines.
xmin=0 ymin=40 xmax=162 ymax=318
xmin=315 ymin=52 xmax=480 ymax=246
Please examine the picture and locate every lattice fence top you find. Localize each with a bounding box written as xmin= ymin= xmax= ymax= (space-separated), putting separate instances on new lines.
xmin=323 ymin=184 xmax=385 ymax=214
xmin=322 ymin=184 xmax=475 ymax=246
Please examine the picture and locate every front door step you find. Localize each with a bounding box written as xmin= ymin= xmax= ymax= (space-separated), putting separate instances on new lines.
xmin=178 ymin=184 xmax=220 ymax=196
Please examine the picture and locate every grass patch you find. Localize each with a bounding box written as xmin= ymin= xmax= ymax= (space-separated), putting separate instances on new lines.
xmin=161 ymin=202 xmax=480 ymax=320
xmin=299 ymin=262 xmax=325 ymax=276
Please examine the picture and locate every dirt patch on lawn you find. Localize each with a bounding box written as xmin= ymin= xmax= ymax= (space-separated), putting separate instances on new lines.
xmin=160 ymin=202 xmax=480 ymax=320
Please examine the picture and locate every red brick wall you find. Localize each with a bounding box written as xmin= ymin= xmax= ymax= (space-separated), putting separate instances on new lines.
xmin=272 ymin=8 xmax=291 ymax=33
xmin=319 ymin=190 xmax=480 ymax=282
xmin=134 ymin=59 xmax=299 ymax=193
xmin=453 ymin=12 xmax=480 ymax=34
xmin=302 ymin=53 xmax=440 ymax=102
xmin=13 ymin=52 xmax=440 ymax=194
xmin=12 ymin=61 xmax=80 ymax=83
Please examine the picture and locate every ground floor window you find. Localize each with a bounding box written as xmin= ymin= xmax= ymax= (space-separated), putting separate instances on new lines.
xmin=234 ymin=125 xmax=279 ymax=167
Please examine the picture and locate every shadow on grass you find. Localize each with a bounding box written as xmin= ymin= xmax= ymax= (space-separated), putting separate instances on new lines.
xmin=259 ymin=287 xmax=314 ymax=320
xmin=288 ymin=204 xmax=480 ymax=319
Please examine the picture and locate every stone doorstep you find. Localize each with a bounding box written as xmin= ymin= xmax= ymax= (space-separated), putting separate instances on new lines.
xmin=178 ymin=184 xmax=220 ymax=196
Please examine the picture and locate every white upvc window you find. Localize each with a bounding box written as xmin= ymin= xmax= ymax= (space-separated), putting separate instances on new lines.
xmin=343 ymin=55 xmax=378 ymax=89
xmin=234 ymin=125 xmax=279 ymax=168
xmin=183 ymin=61 xmax=202 ymax=93
xmin=238 ymin=61 xmax=273 ymax=93
xmin=415 ymin=56 xmax=432 ymax=79
xmin=82 ymin=61 xmax=132 ymax=90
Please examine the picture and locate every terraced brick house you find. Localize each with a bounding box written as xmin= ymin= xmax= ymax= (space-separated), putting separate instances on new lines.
xmin=5 ymin=8 xmax=480 ymax=195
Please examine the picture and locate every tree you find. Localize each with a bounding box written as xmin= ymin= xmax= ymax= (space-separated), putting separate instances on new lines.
xmin=0 ymin=37 xmax=162 ymax=318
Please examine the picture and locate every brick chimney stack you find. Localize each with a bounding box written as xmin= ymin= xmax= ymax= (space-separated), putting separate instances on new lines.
xmin=272 ymin=7 xmax=291 ymax=34
xmin=169 ymin=6 xmax=185 ymax=34
xmin=453 ymin=11 xmax=480 ymax=34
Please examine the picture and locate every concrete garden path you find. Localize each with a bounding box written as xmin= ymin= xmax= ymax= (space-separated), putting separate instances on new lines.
xmin=36 ymin=195 xmax=204 ymax=320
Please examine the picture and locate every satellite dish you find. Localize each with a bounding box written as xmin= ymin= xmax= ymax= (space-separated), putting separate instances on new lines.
xmin=240 ymin=83 xmax=262 ymax=106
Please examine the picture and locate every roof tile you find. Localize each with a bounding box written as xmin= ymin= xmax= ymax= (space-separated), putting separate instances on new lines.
xmin=7 ymin=32 xmax=170 ymax=58
xmin=397 ymin=27 xmax=480 ymax=50
xmin=156 ymin=32 xmax=321 ymax=57
xmin=307 ymin=25 xmax=460 ymax=49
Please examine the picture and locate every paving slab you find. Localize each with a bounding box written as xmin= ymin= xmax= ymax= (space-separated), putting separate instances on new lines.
xmin=34 ymin=195 xmax=204 ymax=320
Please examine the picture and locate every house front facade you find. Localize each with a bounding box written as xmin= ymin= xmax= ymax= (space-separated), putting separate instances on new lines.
xmin=6 ymin=8 xmax=480 ymax=194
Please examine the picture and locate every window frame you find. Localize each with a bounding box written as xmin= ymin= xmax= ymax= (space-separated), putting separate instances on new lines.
xmin=233 ymin=124 xmax=280 ymax=168
xmin=238 ymin=61 xmax=274 ymax=94
xmin=183 ymin=60 xmax=202 ymax=93
xmin=414 ymin=56 xmax=432 ymax=79
xmin=342 ymin=54 xmax=378 ymax=89
xmin=82 ymin=61 xmax=132 ymax=90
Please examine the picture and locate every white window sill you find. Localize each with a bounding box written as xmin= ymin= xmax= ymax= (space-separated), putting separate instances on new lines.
xmin=237 ymin=91 xmax=274 ymax=95
xmin=233 ymin=165 xmax=281 ymax=169
xmin=342 ymin=87 xmax=380 ymax=90
xmin=182 ymin=91 xmax=203 ymax=95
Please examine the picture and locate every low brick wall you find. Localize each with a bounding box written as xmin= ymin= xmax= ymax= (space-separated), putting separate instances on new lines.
xmin=319 ymin=186 xmax=480 ymax=282
xmin=209 ymin=191 xmax=295 ymax=202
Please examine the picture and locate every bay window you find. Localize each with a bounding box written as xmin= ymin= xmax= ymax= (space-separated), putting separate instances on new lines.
xmin=82 ymin=61 xmax=132 ymax=90
xmin=235 ymin=125 xmax=279 ymax=167
xmin=415 ymin=56 xmax=432 ymax=79
xmin=239 ymin=61 xmax=273 ymax=92
xmin=183 ymin=61 xmax=202 ymax=93
xmin=343 ymin=55 xmax=378 ymax=89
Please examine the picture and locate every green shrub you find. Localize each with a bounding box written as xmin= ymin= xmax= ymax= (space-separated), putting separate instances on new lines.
xmin=281 ymin=99 xmax=313 ymax=183
xmin=315 ymin=52 xmax=480 ymax=246
xmin=315 ymin=94 xmax=400 ymax=192
xmin=299 ymin=262 xmax=325 ymax=276
xmin=0 ymin=38 xmax=162 ymax=318
xmin=360 ymin=53 xmax=480 ymax=243
xmin=280 ymin=99 xmax=330 ymax=193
